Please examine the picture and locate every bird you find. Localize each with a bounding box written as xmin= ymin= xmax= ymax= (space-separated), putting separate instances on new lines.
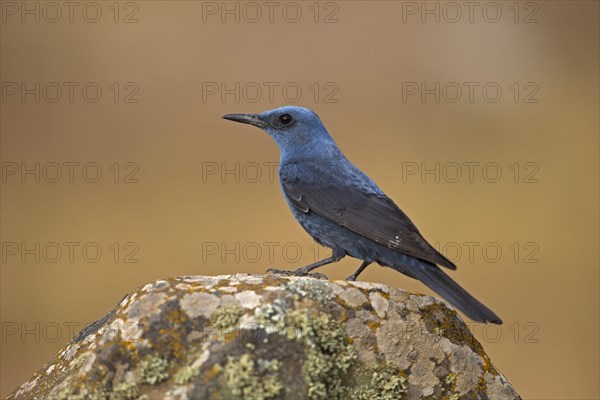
xmin=223 ymin=106 xmax=502 ymax=324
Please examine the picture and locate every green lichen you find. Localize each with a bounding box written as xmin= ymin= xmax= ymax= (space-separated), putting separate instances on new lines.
xmin=109 ymin=382 xmax=138 ymax=400
xmin=136 ymin=355 xmax=169 ymax=385
xmin=287 ymin=310 xmax=356 ymax=400
xmin=174 ymin=365 xmax=200 ymax=385
xmin=224 ymin=353 xmax=282 ymax=399
xmin=257 ymin=301 xmax=358 ymax=399
xmin=348 ymin=362 xmax=407 ymax=400
xmin=50 ymin=388 xmax=82 ymax=400
xmin=211 ymin=305 xmax=244 ymax=330
xmin=50 ymin=387 xmax=108 ymax=400
xmin=92 ymin=391 xmax=111 ymax=400
xmin=285 ymin=309 xmax=312 ymax=340
xmin=255 ymin=299 xmax=287 ymax=335
xmin=286 ymin=279 xmax=334 ymax=302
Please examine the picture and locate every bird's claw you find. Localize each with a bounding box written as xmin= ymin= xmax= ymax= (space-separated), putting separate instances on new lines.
xmin=266 ymin=268 xmax=328 ymax=280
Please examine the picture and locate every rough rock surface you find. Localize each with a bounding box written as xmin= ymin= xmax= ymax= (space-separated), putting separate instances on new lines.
xmin=8 ymin=274 xmax=520 ymax=400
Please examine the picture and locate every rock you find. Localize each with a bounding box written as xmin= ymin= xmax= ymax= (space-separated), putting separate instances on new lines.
xmin=7 ymin=274 xmax=520 ymax=400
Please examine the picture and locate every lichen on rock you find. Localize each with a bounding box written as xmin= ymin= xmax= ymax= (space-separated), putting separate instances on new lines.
xmin=224 ymin=353 xmax=282 ymax=399
xmin=136 ymin=354 xmax=169 ymax=385
xmin=211 ymin=304 xmax=244 ymax=330
xmin=7 ymin=274 xmax=520 ymax=400
xmin=349 ymin=361 xmax=408 ymax=400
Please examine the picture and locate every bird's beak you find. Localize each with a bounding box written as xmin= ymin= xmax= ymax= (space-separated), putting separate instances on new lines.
xmin=222 ymin=113 xmax=268 ymax=128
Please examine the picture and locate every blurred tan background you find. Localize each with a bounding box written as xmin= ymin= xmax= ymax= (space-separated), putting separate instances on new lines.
xmin=1 ymin=1 xmax=598 ymax=398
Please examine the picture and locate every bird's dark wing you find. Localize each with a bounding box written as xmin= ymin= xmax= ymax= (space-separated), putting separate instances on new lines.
xmin=280 ymin=164 xmax=456 ymax=270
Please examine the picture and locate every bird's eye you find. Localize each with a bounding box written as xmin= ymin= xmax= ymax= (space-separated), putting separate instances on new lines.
xmin=279 ymin=114 xmax=293 ymax=125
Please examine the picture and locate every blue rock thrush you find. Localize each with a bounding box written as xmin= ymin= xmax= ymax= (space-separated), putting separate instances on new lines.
xmin=223 ymin=106 xmax=502 ymax=324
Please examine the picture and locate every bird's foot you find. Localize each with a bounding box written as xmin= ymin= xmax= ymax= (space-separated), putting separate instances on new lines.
xmin=266 ymin=268 xmax=328 ymax=280
xmin=345 ymin=261 xmax=371 ymax=282
xmin=345 ymin=273 xmax=359 ymax=282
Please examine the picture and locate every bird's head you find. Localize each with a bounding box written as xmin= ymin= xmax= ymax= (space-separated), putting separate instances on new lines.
xmin=223 ymin=106 xmax=335 ymax=156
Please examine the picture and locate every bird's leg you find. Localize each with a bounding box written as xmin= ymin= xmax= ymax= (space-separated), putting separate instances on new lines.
xmin=292 ymin=253 xmax=344 ymax=275
xmin=346 ymin=261 xmax=371 ymax=281
xmin=267 ymin=250 xmax=345 ymax=280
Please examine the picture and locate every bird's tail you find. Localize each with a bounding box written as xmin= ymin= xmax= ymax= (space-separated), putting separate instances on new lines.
xmin=385 ymin=259 xmax=502 ymax=324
